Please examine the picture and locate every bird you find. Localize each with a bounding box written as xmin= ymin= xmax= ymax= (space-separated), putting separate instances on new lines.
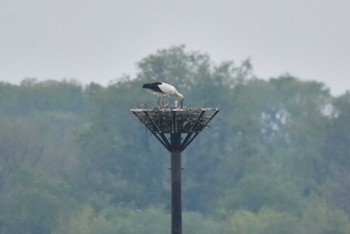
xmin=142 ymin=82 xmax=184 ymax=108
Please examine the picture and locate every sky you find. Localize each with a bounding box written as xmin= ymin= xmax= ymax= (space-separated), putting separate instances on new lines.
xmin=1 ymin=0 xmax=349 ymax=95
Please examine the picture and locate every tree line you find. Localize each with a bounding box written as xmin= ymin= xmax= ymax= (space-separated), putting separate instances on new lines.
xmin=1 ymin=45 xmax=350 ymax=233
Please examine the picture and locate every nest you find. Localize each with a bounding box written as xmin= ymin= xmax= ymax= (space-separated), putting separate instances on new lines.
xmin=131 ymin=105 xmax=219 ymax=134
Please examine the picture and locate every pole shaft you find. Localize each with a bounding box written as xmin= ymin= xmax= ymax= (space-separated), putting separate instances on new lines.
xmin=171 ymin=133 xmax=182 ymax=234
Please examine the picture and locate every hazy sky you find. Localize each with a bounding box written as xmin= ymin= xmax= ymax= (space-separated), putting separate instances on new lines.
xmin=1 ymin=0 xmax=349 ymax=95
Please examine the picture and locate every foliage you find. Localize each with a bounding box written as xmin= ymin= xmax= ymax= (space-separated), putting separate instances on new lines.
xmin=224 ymin=208 xmax=299 ymax=234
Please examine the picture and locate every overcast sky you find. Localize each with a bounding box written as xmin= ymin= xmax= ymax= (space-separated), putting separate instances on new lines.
xmin=1 ymin=0 xmax=349 ymax=95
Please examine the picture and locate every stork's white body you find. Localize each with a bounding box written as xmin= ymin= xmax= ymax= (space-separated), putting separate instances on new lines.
xmin=143 ymin=82 xmax=184 ymax=108
xmin=152 ymin=83 xmax=179 ymax=97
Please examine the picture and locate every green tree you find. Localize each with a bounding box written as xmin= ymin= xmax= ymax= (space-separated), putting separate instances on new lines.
xmin=300 ymin=194 xmax=350 ymax=234
xmin=53 ymin=205 xmax=111 ymax=234
xmin=0 ymin=165 xmax=74 ymax=234
xmin=223 ymin=208 xmax=299 ymax=234
xmin=325 ymin=92 xmax=350 ymax=214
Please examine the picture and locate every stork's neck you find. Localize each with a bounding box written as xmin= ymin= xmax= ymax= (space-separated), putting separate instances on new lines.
xmin=175 ymin=92 xmax=184 ymax=100
xmin=175 ymin=91 xmax=184 ymax=108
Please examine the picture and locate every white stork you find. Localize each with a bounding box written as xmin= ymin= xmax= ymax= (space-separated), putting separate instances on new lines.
xmin=143 ymin=82 xmax=184 ymax=108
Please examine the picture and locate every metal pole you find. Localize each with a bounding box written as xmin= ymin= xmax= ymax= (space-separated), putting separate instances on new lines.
xmin=170 ymin=133 xmax=182 ymax=234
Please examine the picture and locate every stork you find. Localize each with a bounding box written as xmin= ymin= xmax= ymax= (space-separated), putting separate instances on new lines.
xmin=143 ymin=82 xmax=184 ymax=108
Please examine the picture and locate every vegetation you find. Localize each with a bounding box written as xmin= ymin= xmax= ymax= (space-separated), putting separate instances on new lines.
xmin=1 ymin=46 xmax=350 ymax=233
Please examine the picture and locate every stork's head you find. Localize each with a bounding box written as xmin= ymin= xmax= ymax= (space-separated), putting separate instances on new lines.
xmin=177 ymin=93 xmax=184 ymax=108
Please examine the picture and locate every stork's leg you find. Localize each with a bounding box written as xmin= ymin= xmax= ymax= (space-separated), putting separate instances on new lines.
xmin=161 ymin=96 xmax=164 ymax=108
xmin=157 ymin=97 xmax=161 ymax=108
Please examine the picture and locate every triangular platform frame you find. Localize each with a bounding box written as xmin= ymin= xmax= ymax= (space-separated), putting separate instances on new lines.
xmin=131 ymin=108 xmax=219 ymax=152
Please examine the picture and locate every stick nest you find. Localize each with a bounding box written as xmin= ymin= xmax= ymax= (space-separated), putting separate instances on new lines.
xmin=131 ymin=104 xmax=219 ymax=133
